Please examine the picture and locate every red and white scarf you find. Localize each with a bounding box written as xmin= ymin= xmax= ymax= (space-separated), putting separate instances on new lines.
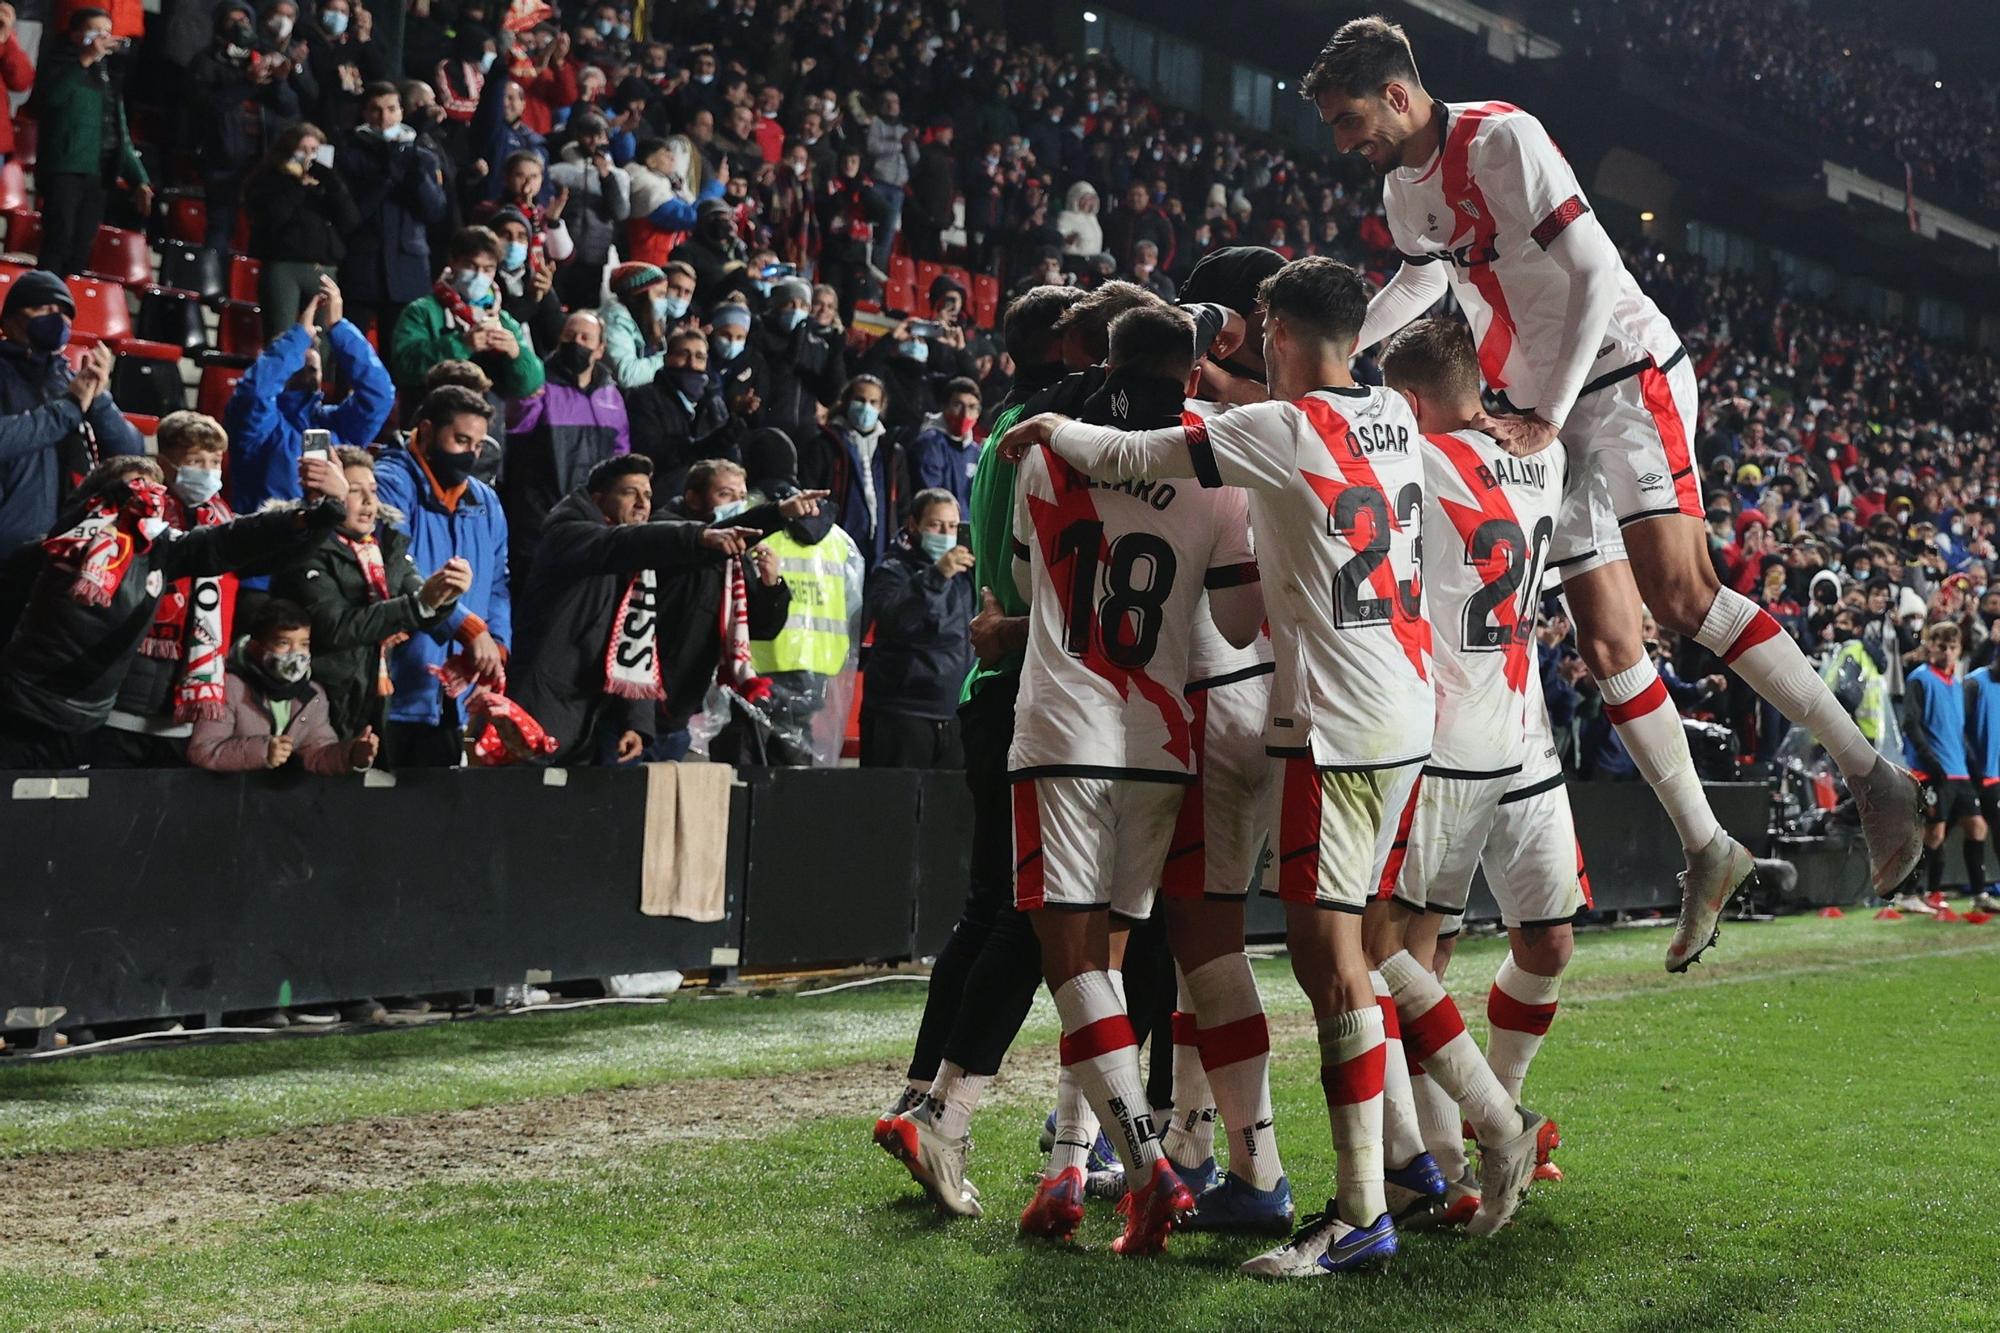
xmin=432 ymin=274 xmax=492 ymax=333
xmin=340 ymin=533 xmax=407 ymax=698
xmin=141 ymin=493 xmax=237 ymax=722
xmin=717 ymin=558 xmax=771 ymax=703
xmin=41 ymin=480 xmax=169 ymax=607
xmin=603 ymin=567 xmax=664 ymax=699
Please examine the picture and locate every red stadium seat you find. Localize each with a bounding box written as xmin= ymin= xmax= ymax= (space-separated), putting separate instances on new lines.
xmin=888 ymin=255 xmax=914 ymax=290
xmin=217 ymin=300 xmax=264 ymax=358
xmin=970 ymin=273 xmax=1000 ymax=330
xmin=0 ymin=161 xmax=25 ymax=212
xmin=228 ymin=255 xmax=261 ymax=304
xmin=884 ymin=278 xmax=916 ymax=316
xmin=88 ymin=226 xmax=153 ymax=287
xmin=943 ymin=265 xmax=973 ymax=300
xmin=5 ymin=207 xmax=40 ymax=258
xmin=69 ymin=278 xmax=132 ymax=340
xmin=913 ymin=260 xmax=942 ymax=317
xmin=122 ymin=413 xmax=160 ymax=438
xmin=196 ymin=360 xmax=249 ymax=420
xmin=162 ymin=193 xmax=206 ymax=247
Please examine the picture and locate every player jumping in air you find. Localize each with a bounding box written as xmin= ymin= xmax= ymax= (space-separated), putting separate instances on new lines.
xmin=1301 ymin=17 xmax=1923 ymax=971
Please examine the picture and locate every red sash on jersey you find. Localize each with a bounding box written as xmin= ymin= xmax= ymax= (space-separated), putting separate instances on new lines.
xmin=1428 ymin=430 xmax=1534 ymax=693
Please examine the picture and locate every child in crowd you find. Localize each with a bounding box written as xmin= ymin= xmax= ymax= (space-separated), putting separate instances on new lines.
xmin=188 ymin=599 xmax=381 ymax=775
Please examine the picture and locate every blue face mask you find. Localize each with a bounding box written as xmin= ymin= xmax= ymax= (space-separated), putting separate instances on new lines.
xmin=754 ymin=279 xmax=773 ymax=296
xmin=322 ymin=9 xmax=348 ymax=35
xmin=25 ymin=312 xmax=70 ymax=354
xmin=479 ymin=50 xmax=496 ymax=73
xmin=502 ymin=240 xmax=528 ymax=270
xmin=713 ymin=498 xmax=748 ymax=522
xmin=918 ymin=531 xmax=954 ymax=562
xmin=715 ymin=336 xmax=745 ymax=362
xmin=778 ymin=306 xmax=806 ymax=332
xmin=900 ymin=338 xmax=929 ymax=363
xmin=662 ymin=292 xmax=690 ymax=319
xmin=847 ymin=400 xmax=879 ymax=432
xmin=594 ymin=17 xmax=614 ymax=34
xmin=455 ymin=269 xmax=496 ymax=306
xmin=614 ymin=21 xmax=631 ymax=39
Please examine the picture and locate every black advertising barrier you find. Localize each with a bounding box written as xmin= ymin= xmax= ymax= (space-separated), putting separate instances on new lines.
xmin=0 ymin=767 xmax=1768 ymax=1033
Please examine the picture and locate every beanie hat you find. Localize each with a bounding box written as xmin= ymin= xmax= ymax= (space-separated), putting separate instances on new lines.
xmin=610 ymin=262 xmax=667 ymax=297
xmin=711 ymin=302 xmax=752 ymax=331
xmin=1180 ymin=245 xmax=1286 ymax=315
xmin=772 ymin=277 xmax=812 ymax=306
xmin=696 ymin=197 xmax=734 ymax=221
xmin=3 ymin=270 xmax=75 ymax=319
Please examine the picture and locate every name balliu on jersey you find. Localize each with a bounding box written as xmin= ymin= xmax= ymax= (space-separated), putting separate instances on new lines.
xmin=1383 ymin=102 xmax=1680 ymax=409
xmin=1185 ymin=386 xmax=1434 ymax=770
xmin=1009 ymin=443 xmax=1255 ymax=780
xmin=1421 ymin=429 xmax=1567 ymax=774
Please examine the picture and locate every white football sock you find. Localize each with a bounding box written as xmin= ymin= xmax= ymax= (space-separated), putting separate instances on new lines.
xmin=1052 ymin=970 xmax=1161 ymax=1179
xmin=1412 ymin=1070 xmax=1468 ymax=1179
xmin=1486 ymin=955 xmax=1563 ymax=1103
xmin=1318 ymin=1004 xmax=1386 ymax=1227
xmin=1696 ymin=587 xmax=1879 ymax=779
xmin=1161 ymin=967 xmax=1218 ymax=1170
xmin=1372 ymin=970 xmax=1428 ymax=1172
xmin=1379 ymin=950 xmax=1518 ymax=1145
xmin=1597 ymin=657 xmax=1722 ymax=854
xmin=927 ymin=1059 xmax=990 ymax=1142
xmin=1185 ymin=953 xmax=1284 ymax=1190
xmin=1047 ymin=1062 xmax=1101 ymax=1177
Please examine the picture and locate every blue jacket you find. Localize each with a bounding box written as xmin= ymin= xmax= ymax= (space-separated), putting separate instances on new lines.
xmin=372 ymin=446 xmax=513 ymax=725
xmin=906 ymin=426 xmax=980 ymax=512
xmin=1968 ymin=666 xmax=2000 ymax=785
xmin=861 ymin=540 xmax=975 ymax=720
xmin=224 ymin=320 xmax=396 ymax=515
xmin=0 ymin=341 xmax=142 ymax=558
xmin=469 ymin=66 xmax=549 ymax=203
xmin=1903 ymin=663 xmax=1968 ymax=781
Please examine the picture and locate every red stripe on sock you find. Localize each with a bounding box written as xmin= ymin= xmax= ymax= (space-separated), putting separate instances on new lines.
xmin=1487 ymin=986 xmax=1559 ymax=1037
xmin=1059 ymin=1013 xmax=1137 ymax=1065
xmin=1722 ymin=609 xmax=1784 ymax=665
xmin=1376 ymin=992 xmax=1402 ymax=1040
xmin=1195 ymin=1012 xmax=1270 ymax=1069
xmin=1400 ymin=995 xmax=1468 ymax=1063
xmin=1321 ymin=1040 xmax=1385 ymax=1106
xmin=1603 ymin=676 xmax=1669 ymax=726
xmin=1171 ymin=1010 xmax=1200 ymax=1047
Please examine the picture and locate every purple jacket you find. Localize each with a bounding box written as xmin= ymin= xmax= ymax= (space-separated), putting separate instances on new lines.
xmin=503 ymin=371 xmax=632 ymax=578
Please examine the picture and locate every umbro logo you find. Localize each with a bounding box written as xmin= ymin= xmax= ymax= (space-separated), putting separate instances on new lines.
xmin=1426 ymin=212 xmax=1438 ymax=232
xmin=1637 ymin=471 xmax=1665 ymax=488
xmin=1111 ymin=389 xmax=1129 ymax=419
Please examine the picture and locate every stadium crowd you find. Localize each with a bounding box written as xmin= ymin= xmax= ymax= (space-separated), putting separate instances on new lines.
xmin=1566 ymin=0 xmax=2000 ymax=218
xmin=0 ymin=0 xmax=1991 ymax=792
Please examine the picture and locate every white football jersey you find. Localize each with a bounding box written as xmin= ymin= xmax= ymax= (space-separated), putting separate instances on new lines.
xmin=1183 ymin=386 xmax=1434 ymax=770
xmin=1009 ymin=443 xmax=1255 ymax=780
xmin=1181 ymin=398 xmax=1275 ymax=688
xmin=1382 ymin=101 xmax=1681 ymax=410
xmin=1420 ymin=428 xmax=1567 ymax=774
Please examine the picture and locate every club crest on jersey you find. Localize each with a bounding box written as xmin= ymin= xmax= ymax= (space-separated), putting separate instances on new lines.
xmin=1456 ymin=198 xmax=1482 ymax=220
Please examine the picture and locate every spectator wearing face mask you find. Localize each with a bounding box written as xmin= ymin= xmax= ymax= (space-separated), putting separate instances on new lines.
xmin=859 ymin=317 xmax=943 ymax=440
xmin=1101 ymin=180 xmax=1176 ymax=274
xmin=223 ymin=275 xmax=394 ymax=516
xmin=859 ymin=488 xmax=974 ymax=769
xmin=804 ymin=373 xmax=903 ymax=572
xmin=245 ymin=121 xmax=359 ymax=336
xmin=370 ymin=385 xmax=510 ymax=767
xmin=486 ymin=204 xmax=563 ymax=355
xmin=504 ymin=310 xmax=630 ymax=578
xmin=337 ymin=81 xmax=449 ymax=339
xmin=0 ymin=272 xmax=142 ymax=559
xmin=816 ymin=147 xmax=885 ymax=324
xmin=625 ymin=136 xmax=726 ymax=268
xmin=188 ymin=1 xmax=308 ymax=253
xmin=187 ymin=597 xmax=380 ymax=775
xmin=467 ymin=47 xmax=549 ymax=208
xmin=433 ymin=22 xmax=495 ymax=125
xmin=301 ymin=0 xmax=383 ymax=131
xmin=546 ymin=110 xmax=631 ymax=309
xmin=273 ymin=446 xmax=468 ymax=741
xmin=0 ymin=453 xmax=350 ymax=769
xmin=30 ymin=7 xmax=150 ymax=281
xmin=750 ymin=276 xmax=845 ymax=448
xmin=672 ymin=195 xmax=750 ymax=309
xmin=600 ymin=260 xmax=683 ymax=389
xmin=509 ymin=454 xmax=771 ymax=765
xmin=389 ymin=225 xmax=545 ymax=399
xmin=625 ymin=327 xmax=741 ymax=497
xmin=90 ymin=413 xmax=240 ymax=768
xmin=707 ymin=299 xmax=755 ymax=386
xmin=905 ymin=377 xmax=982 ymax=512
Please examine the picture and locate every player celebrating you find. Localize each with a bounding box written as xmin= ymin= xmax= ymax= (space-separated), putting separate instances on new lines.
xmin=1005 ymin=257 xmax=1545 ymax=1278
xmin=1301 ymin=17 xmax=1923 ymax=970
xmin=1007 ymin=302 xmax=1265 ymax=1256
xmin=1375 ymin=318 xmax=1578 ymax=1226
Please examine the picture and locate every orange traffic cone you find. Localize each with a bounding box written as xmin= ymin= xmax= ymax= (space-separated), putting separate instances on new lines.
xmin=1935 ymin=907 xmax=1964 ymax=922
xmin=1965 ymin=911 xmax=1993 ymax=924
xmin=1874 ymin=907 xmax=1904 ymax=920
xmin=1818 ymin=906 xmax=1845 ymax=918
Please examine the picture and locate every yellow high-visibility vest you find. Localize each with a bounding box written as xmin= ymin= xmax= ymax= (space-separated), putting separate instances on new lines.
xmin=750 ymin=528 xmax=854 ymax=677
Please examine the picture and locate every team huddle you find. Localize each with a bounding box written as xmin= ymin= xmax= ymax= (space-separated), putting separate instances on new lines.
xmin=871 ymin=17 xmax=1927 ymax=1278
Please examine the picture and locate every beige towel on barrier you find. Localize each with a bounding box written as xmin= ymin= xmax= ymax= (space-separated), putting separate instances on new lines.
xmin=640 ymin=761 xmax=733 ymax=921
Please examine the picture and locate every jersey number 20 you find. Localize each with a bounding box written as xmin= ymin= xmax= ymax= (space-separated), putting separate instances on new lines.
xmin=1462 ymin=514 xmax=1554 ymax=651
xmin=1055 ymin=520 xmax=1177 ymax=669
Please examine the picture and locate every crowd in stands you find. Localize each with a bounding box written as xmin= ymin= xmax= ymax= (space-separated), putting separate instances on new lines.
xmin=1567 ymin=0 xmax=2000 ymax=217
xmin=0 ymin=0 xmax=1993 ymax=796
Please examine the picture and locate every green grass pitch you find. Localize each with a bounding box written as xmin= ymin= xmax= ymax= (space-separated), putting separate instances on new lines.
xmin=2 ymin=913 xmax=1996 ymax=1331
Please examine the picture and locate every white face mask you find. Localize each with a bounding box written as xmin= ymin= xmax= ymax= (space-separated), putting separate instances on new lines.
xmin=266 ymin=15 xmax=293 ymax=40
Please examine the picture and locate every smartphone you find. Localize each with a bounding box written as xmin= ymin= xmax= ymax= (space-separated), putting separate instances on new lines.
xmin=957 ymin=520 xmax=973 ymax=549
xmin=905 ymin=319 xmax=942 ymax=339
xmin=302 ymin=429 xmax=332 ymax=462
xmin=312 ymin=142 xmax=336 ymax=169
xmin=760 ymin=261 xmax=797 ymax=280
